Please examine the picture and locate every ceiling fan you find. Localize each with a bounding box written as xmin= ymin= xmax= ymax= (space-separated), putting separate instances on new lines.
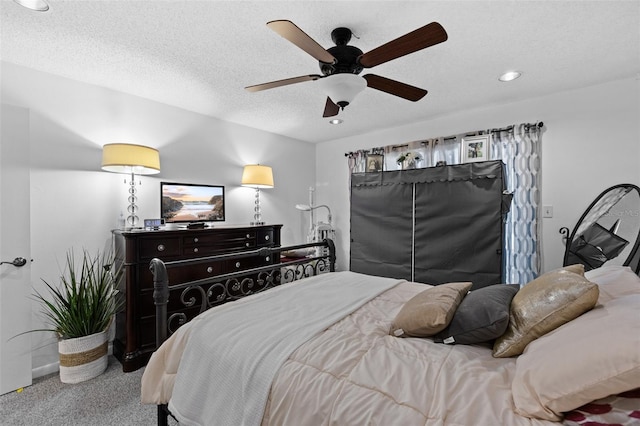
xmin=245 ymin=20 xmax=448 ymax=118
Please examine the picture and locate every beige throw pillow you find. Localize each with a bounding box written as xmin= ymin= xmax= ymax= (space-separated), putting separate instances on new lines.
xmin=492 ymin=269 xmax=599 ymax=357
xmin=389 ymin=282 xmax=472 ymax=338
xmin=561 ymin=263 xmax=585 ymax=276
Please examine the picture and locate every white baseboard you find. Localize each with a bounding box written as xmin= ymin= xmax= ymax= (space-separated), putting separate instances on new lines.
xmin=32 ymin=342 xmax=114 ymax=379
xmin=32 ymin=362 xmax=58 ymax=379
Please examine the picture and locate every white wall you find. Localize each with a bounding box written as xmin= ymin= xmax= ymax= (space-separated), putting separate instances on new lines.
xmin=315 ymin=77 xmax=640 ymax=275
xmin=1 ymin=62 xmax=316 ymax=373
xmin=2 ymin=60 xmax=638 ymax=375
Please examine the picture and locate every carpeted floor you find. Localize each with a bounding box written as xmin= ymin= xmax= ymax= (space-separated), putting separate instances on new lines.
xmin=0 ymin=356 xmax=176 ymax=425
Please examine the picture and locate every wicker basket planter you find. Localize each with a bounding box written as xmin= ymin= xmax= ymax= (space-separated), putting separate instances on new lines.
xmin=58 ymin=329 xmax=108 ymax=384
xmin=30 ymin=248 xmax=121 ymax=384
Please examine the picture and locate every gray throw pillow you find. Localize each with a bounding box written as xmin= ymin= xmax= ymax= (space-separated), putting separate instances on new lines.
xmin=434 ymin=284 xmax=519 ymax=345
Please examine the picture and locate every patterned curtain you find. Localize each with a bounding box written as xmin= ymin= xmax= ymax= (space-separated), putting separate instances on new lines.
xmin=346 ymin=150 xmax=368 ymax=174
xmin=492 ymin=124 xmax=542 ymax=284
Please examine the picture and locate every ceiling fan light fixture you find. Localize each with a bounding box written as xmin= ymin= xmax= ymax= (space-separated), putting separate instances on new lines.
xmin=329 ymin=119 xmax=343 ymax=125
xmin=13 ymin=0 xmax=49 ymax=11
xmin=499 ymin=71 xmax=522 ymax=82
xmin=317 ymin=74 xmax=367 ymax=108
xmin=248 ymin=20 xmax=447 ymax=117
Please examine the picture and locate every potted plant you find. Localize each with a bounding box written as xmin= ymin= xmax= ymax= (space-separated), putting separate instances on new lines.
xmin=33 ymin=248 xmax=122 ymax=383
xmin=396 ymin=152 xmax=422 ymax=169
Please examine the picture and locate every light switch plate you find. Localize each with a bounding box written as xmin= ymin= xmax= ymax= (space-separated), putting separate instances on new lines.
xmin=543 ymin=205 xmax=553 ymax=218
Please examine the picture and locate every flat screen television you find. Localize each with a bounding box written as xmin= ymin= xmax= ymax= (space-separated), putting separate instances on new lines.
xmin=161 ymin=182 xmax=225 ymax=224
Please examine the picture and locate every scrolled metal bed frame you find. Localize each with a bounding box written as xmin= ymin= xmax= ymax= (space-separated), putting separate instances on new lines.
xmin=149 ymin=239 xmax=336 ymax=426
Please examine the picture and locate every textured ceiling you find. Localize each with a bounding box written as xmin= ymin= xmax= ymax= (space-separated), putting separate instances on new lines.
xmin=1 ymin=0 xmax=639 ymax=143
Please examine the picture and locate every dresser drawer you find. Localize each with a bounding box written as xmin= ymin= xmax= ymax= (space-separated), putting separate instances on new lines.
xmin=183 ymin=230 xmax=257 ymax=255
xmin=182 ymin=230 xmax=256 ymax=246
xmin=226 ymin=253 xmax=277 ymax=270
xmin=256 ymin=229 xmax=274 ymax=246
xmin=139 ymin=237 xmax=181 ymax=259
xmin=138 ymin=260 xmax=224 ymax=290
xmin=183 ymin=240 xmax=257 ymax=255
xmin=225 ymin=257 xmax=258 ymax=272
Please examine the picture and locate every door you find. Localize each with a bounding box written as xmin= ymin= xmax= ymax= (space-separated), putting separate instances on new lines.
xmin=0 ymin=104 xmax=32 ymax=395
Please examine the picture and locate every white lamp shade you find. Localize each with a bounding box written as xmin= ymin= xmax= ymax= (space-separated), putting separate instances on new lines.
xmin=241 ymin=164 xmax=274 ymax=188
xmin=316 ymin=74 xmax=367 ymax=106
xmin=101 ymin=143 xmax=160 ymax=175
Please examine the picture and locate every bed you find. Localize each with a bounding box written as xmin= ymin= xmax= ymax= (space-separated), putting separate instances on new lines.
xmin=141 ymin=239 xmax=640 ymax=426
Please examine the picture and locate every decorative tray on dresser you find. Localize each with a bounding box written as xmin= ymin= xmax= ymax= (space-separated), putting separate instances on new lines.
xmin=112 ymin=224 xmax=282 ymax=372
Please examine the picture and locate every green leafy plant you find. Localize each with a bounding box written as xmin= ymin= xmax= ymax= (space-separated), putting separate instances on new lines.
xmin=396 ymin=152 xmax=422 ymax=165
xmin=33 ymin=249 xmax=122 ymax=339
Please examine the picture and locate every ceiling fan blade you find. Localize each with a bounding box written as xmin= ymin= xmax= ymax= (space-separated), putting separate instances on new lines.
xmin=359 ymin=22 xmax=448 ymax=68
xmin=245 ymin=74 xmax=322 ymax=92
xmin=323 ymin=97 xmax=340 ymax=117
xmin=363 ymin=74 xmax=428 ymax=101
xmin=267 ymin=20 xmax=336 ymax=64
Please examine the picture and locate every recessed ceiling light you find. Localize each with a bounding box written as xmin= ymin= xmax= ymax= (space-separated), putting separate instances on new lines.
xmin=499 ymin=71 xmax=522 ymax=82
xmin=329 ymin=119 xmax=343 ymax=125
xmin=13 ymin=0 xmax=49 ymax=11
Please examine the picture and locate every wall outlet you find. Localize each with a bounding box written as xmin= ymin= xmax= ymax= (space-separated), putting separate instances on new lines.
xmin=543 ymin=205 xmax=553 ymax=218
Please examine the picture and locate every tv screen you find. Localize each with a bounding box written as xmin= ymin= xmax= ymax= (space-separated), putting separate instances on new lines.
xmin=161 ymin=182 xmax=225 ymax=223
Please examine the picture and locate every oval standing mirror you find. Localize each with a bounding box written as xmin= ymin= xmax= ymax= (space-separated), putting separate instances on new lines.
xmin=560 ymin=183 xmax=640 ymax=273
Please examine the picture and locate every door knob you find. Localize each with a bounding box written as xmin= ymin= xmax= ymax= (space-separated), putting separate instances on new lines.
xmin=0 ymin=257 xmax=28 ymax=267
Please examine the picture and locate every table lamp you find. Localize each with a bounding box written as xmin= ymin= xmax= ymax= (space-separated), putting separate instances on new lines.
xmin=241 ymin=164 xmax=274 ymax=225
xmin=101 ymin=143 xmax=160 ymax=228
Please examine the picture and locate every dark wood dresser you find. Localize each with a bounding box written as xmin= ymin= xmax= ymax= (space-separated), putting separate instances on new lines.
xmin=112 ymin=224 xmax=282 ymax=372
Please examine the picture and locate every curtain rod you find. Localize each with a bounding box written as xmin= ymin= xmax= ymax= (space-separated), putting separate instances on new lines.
xmin=490 ymin=121 xmax=543 ymax=133
xmin=391 ymin=144 xmax=409 ymax=150
xmin=344 ymin=121 xmax=543 ymax=156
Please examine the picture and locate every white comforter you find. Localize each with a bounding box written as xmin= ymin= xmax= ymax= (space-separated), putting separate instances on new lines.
xmin=162 ymin=271 xmax=401 ymax=426
xmin=142 ymin=272 xmax=555 ymax=426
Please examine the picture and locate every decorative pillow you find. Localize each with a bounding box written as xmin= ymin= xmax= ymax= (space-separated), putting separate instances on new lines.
xmin=434 ymin=284 xmax=519 ymax=345
xmin=561 ymin=263 xmax=585 ymax=276
xmin=389 ymin=282 xmax=472 ymax=338
xmin=512 ymin=294 xmax=640 ymax=421
xmin=585 ymin=264 xmax=640 ymax=304
xmin=492 ymin=269 xmax=599 ymax=357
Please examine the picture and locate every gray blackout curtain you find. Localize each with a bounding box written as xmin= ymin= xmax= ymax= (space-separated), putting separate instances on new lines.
xmin=347 ymin=122 xmax=542 ymax=284
xmin=350 ymin=161 xmax=508 ymax=289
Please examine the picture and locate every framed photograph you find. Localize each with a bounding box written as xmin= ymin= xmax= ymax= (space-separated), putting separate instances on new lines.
xmin=461 ymin=135 xmax=491 ymax=163
xmin=365 ymin=153 xmax=384 ymax=172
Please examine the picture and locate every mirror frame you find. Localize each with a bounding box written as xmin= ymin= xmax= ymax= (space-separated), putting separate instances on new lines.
xmin=560 ymin=183 xmax=640 ymax=273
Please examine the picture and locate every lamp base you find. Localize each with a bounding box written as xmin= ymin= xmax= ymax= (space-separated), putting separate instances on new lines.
xmin=250 ymin=221 xmax=265 ymax=226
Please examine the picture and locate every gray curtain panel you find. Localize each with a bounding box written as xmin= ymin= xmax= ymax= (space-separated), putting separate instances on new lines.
xmin=350 ymin=161 xmax=507 ymax=289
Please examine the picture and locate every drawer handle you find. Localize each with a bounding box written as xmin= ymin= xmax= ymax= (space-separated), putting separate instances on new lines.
xmin=235 ymin=262 xmax=241 ymax=268
xmin=245 ymin=242 xmax=250 ymax=247
xmin=207 ymin=266 xmax=213 ymax=273
xmin=265 ymin=256 xmax=270 ymax=262
xmin=193 ymin=237 xmax=199 ymax=243
xmin=193 ymin=248 xmax=199 ymax=253
xmin=157 ymin=244 xmax=165 ymax=252
xmin=246 ymin=234 xmax=251 ymax=239
xmin=264 ymin=235 xmax=270 ymax=241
